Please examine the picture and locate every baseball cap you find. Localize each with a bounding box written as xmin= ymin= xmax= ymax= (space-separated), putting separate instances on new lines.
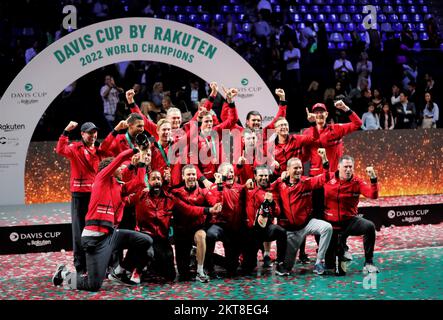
xmin=312 ymin=103 xmax=327 ymax=112
xmin=80 ymin=122 xmax=99 ymax=132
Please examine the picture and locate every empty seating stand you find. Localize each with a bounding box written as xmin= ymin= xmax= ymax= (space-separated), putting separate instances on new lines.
xmin=156 ymin=0 xmax=435 ymax=49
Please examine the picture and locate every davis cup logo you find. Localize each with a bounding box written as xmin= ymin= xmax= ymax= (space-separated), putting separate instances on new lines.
xmin=10 ymin=232 xmax=19 ymax=242
xmin=388 ymin=210 xmax=396 ymax=219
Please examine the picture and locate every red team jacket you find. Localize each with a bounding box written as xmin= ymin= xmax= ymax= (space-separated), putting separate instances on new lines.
xmin=275 ymin=172 xmax=332 ymax=230
xmin=303 ymin=111 xmax=363 ymax=175
xmin=206 ymin=182 xmax=245 ymax=231
xmin=192 ymin=102 xmax=239 ymax=180
xmin=83 ymin=148 xmax=140 ymax=233
xmin=323 ymin=173 xmax=379 ymax=223
xmin=56 ymin=133 xmax=114 ymax=193
xmin=245 ymin=185 xmax=281 ymax=229
xmin=132 ymin=189 xmax=207 ymax=239
xmin=171 ymin=186 xmax=210 ymax=233
xmin=273 ymin=128 xmax=319 ymax=173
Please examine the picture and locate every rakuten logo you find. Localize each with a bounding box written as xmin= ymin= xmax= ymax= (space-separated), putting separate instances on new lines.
xmin=0 ymin=123 xmax=26 ymax=132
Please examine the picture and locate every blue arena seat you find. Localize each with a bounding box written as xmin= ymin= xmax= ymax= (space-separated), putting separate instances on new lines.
xmin=185 ymin=6 xmax=195 ymax=14
xmin=327 ymin=14 xmax=338 ymax=23
xmin=328 ymin=42 xmax=336 ymax=49
xmin=194 ymin=23 xmax=205 ymax=30
xmin=274 ymin=5 xmax=281 ymax=13
xmin=343 ymin=32 xmax=352 ymax=42
xmin=378 ymin=14 xmax=387 ymax=23
xmin=352 ymin=14 xmax=363 ymax=23
xmin=312 ymin=5 xmax=320 ymax=13
xmin=381 ymin=22 xmax=393 ymax=32
xmin=177 ymin=14 xmax=187 ymax=23
xmin=340 ymin=14 xmax=351 ymax=23
xmin=330 ymin=32 xmax=344 ymax=42
xmin=417 ymin=22 xmax=426 ymax=32
xmin=292 ymin=14 xmax=302 ymax=23
xmin=299 ymin=5 xmax=307 ymax=14
xmin=324 ymin=5 xmax=332 ymax=13
xmin=160 ymin=5 xmax=169 ymax=13
xmin=317 ymin=13 xmax=325 ymax=22
xmin=214 ymin=14 xmax=224 ymax=23
xmin=400 ymin=14 xmax=410 ymax=23
xmin=234 ymin=5 xmax=243 ymax=13
xmin=412 ymin=14 xmax=423 ymax=23
xmin=346 ymin=22 xmax=355 ymax=31
xmin=334 ymin=23 xmax=345 ymax=32
xmin=222 ymin=5 xmax=231 ymax=13
xmin=336 ymin=6 xmax=344 ymax=14
xmin=242 ymin=22 xmax=252 ymax=32
xmin=348 ymin=6 xmax=358 ymax=14
xmin=201 ymin=13 xmax=210 ymax=23
xmin=419 ymin=32 xmax=429 ymax=41
xmin=384 ymin=5 xmax=394 ymax=13
xmin=392 ymin=22 xmax=403 ymax=32
xmin=325 ymin=22 xmax=333 ymax=32
xmin=397 ymin=6 xmax=404 ymax=14
xmin=188 ymin=14 xmax=199 ymax=23
xmin=388 ymin=14 xmax=399 ymax=23
xmin=305 ymin=14 xmax=314 ymax=22
xmin=337 ymin=42 xmax=348 ymax=50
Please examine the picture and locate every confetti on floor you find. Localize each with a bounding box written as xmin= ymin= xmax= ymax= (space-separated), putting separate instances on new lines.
xmin=1 ymin=223 xmax=442 ymax=300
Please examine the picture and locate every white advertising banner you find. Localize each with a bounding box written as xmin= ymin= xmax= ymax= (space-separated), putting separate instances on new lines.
xmin=0 ymin=18 xmax=277 ymax=205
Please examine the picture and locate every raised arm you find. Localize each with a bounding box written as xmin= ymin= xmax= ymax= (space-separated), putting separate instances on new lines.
xmin=55 ymin=121 xmax=78 ymax=158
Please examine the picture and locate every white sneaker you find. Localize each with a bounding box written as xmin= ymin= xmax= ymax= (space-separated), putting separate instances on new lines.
xmin=343 ymin=251 xmax=353 ymax=261
xmin=363 ymin=263 xmax=380 ymax=273
xmin=130 ymin=270 xmax=141 ymax=284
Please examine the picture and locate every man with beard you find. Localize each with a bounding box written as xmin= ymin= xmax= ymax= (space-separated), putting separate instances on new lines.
xmin=106 ymin=113 xmax=146 ymax=156
xmin=242 ymin=165 xmax=287 ymax=275
xmin=55 ymin=121 xmax=114 ymax=275
xmin=128 ymin=170 xmax=222 ymax=282
xmin=171 ymin=164 xmax=220 ymax=282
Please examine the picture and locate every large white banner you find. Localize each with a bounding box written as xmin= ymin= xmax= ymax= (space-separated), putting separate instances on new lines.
xmin=0 ymin=18 xmax=277 ymax=205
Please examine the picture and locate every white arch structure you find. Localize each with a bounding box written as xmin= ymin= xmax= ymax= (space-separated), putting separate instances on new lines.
xmin=0 ymin=18 xmax=277 ymax=205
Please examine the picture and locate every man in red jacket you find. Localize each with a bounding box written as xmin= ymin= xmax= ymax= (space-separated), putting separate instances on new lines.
xmin=204 ymin=163 xmax=250 ymax=277
xmin=299 ymin=99 xmax=362 ymax=263
xmin=55 ymin=121 xmax=114 ymax=274
xmin=52 ymin=148 xmax=154 ymax=292
xmin=323 ymin=155 xmax=380 ymax=274
xmin=106 ymin=113 xmax=146 ymax=156
xmin=271 ymin=117 xmax=319 ymax=174
xmin=129 ymin=170 xmax=221 ymax=282
xmin=171 ymin=164 xmax=221 ymax=282
xmin=192 ymin=90 xmax=239 ymax=183
xmin=242 ymin=165 xmax=287 ymax=275
xmin=275 ymin=150 xmax=333 ymax=275
xmin=150 ymin=118 xmax=185 ymax=188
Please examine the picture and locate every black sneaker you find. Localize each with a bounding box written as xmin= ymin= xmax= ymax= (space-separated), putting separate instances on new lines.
xmin=52 ymin=264 xmax=66 ymax=287
xmin=108 ymin=271 xmax=137 ymax=286
xmin=275 ymin=262 xmax=290 ymax=276
xmin=262 ymin=255 xmax=273 ymax=268
xmin=297 ymin=254 xmax=310 ymax=264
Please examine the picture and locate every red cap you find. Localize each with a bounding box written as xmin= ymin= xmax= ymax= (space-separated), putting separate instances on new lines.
xmin=312 ymin=103 xmax=327 ymax=112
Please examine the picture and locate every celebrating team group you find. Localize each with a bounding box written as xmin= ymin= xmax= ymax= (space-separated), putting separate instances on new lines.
xmin=52 ymin=82 xmax=380 ymax=292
